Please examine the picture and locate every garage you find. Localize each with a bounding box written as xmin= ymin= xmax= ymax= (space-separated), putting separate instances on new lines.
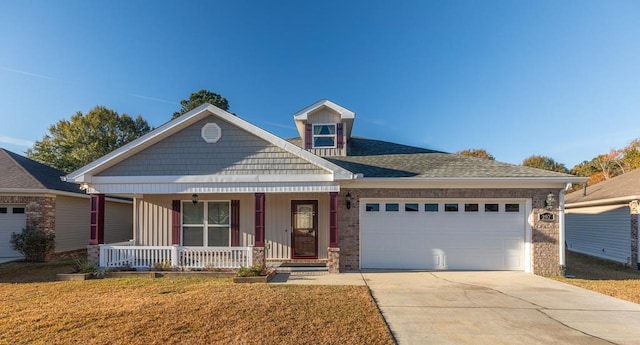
xmin=360 ymin=199 xmax=527 ymax=271
xmin=0 ymin=205 xmax=26 ymax=257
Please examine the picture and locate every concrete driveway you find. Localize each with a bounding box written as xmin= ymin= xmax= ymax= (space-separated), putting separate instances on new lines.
xmin=363 ymin=271 xmax=640 ymax=345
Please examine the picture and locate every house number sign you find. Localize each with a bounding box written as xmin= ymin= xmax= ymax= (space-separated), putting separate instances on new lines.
xmin=539 ymin=212 xmax=555 ymax=222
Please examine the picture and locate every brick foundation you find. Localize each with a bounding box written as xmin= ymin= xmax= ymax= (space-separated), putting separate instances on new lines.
xmin=338 ymin=188 xmax=563 ymax=276
xmin=252 ymin=246 xmax=266 ymax=267
xmin=630 ymin=200 xmax=639 ymax=269
xmin=327 ymin=247 xmax=340 ymax=273
xmin=87 ymin=245 xmax=100 ymax=265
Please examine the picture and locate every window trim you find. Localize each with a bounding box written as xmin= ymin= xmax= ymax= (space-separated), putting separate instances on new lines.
xmin=311 ymin=123 xmax=337 ymax=149
xmin=181 ymin=200 xmax=231 ymax=247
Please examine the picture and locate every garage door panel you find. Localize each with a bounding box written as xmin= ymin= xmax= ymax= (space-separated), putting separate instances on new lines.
xmin=361 ymin=200 xmax=525 ymax=271
xmin=0 ymin=205 xmax=26 ymax=257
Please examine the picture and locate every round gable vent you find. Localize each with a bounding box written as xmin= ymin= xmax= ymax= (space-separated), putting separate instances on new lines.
xmin=201 ymin=123 xmax=222 ymax=143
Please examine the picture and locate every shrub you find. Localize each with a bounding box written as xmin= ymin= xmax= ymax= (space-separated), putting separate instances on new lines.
xmin=236 ymin=264 xmax=265 ymax=277
xmin=72 ymin=255 xmax=97 ymax=273
xmin=152 ymin=261 xmax=173 ymax=271
xmin=10 ymin=224 xmax=55 ymax=262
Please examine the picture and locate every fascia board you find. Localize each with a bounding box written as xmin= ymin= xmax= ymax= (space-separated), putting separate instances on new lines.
xmin=292 ymin=99 xmax=355 ymax=120
xmin=342 ymin=177 xmax=586 ymax=189
xmin=565 ymin=195 xmax=640 ymax=208
xmin=91 ymin=174 xmax=335 ymax=184
xmin=0 ymin=188 xmax=131 ymax=203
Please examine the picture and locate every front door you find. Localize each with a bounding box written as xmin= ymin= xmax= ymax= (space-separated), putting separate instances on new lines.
xmin=291 ymin=200 xmax=318 ymax=259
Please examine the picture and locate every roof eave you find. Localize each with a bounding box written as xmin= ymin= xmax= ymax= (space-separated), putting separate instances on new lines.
xmin=565 ymin=195 xmax=640 ymax=208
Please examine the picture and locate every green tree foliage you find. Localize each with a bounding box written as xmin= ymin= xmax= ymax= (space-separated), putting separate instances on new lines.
xmin=522 ymin=155 xmax=569 ymax=173
xmin=457 ymin=148 xmax=495 ymax=160
xmin=172 ymin=89 xmax=230 ymax=119
xmin=27 ymin=106 xmax=151 ymax=172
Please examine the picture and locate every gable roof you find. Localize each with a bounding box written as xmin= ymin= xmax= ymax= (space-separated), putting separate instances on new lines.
xmin=0 ymin=149 xmax=82 ymax=194
xmin=565 ymin=169 xmax=640 ymax=207
xmin=288 ymin=137 xmax=580 ymax=179
xmin=65 ymin=103 xmax=354 ymax=183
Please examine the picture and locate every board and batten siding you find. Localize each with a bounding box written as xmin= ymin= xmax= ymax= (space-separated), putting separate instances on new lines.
xmin=265 ymin=193 xmax=330 ymax=260
xmin=104 ymin=200 xmax=133 ymax=244
xmin=565 ymin=205 xmax=631 ymax=264
xmin=98 ymin=116 xmax=328 ymax=177
xmin=305 ymin=107 xmax=346 ymax=157
xmin=134 ymin=194 xmax=254 ymax=247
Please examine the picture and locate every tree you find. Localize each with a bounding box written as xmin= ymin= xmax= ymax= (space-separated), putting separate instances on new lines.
xmin=172 ymin=89 xmax=230 ymax=119
xmin=457 ymin=148 xmax=495 ymax=160
xmin=27 ymin=106 xmax=151 ymax=172
xmin=521 ymin=155 xmax=569 ymax=173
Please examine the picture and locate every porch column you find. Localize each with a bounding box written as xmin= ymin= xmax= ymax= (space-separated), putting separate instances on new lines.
xmin=88 ymin=194 xmax=105 ymax=265
xmin=328 ymin=192 xmax=340 ymax=273
xmin=253 ymin=193 xmax=266 ymax=266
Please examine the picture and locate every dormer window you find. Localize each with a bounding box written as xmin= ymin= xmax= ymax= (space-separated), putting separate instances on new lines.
xmin=312 ymin=124 xmax=336 ymax=148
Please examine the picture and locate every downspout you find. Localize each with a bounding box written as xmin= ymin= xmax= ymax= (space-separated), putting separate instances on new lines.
xmin=559 ymin=188 xmax=567 ymax=275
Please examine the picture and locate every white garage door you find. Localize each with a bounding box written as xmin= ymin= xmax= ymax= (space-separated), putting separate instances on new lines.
xmin=360 ymin=200 xmax=526 ymax=271
xmin=0 ymin=205 xmax=26 ymax=257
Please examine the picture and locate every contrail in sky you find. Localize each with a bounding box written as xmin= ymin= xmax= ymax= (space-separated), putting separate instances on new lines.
xmin=128 ymin=93 xmax=180 ymax=105
xmin=0 ymin=66 xmax=53 ymax=80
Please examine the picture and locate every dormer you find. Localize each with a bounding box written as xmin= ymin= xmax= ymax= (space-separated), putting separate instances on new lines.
xmin=293 ymin=99 xmax=355 ymax=157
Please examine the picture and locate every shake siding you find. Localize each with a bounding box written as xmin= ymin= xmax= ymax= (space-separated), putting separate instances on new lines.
xmin=265 ymin=193 xmax=329 ymax=260
xmin=566 ymin=205 xmax=631 ymax=264
xmin=134 ymin=194 xmax=254 ymax=247
xmin=98 ymin=116 xmax=327 ymax=176
xmin=54 ymin=196 xmax=89 ymax=252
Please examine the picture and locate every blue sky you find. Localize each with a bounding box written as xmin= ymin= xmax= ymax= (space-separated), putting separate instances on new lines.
xmin=1 ymin=0 xmax=638 ymax=169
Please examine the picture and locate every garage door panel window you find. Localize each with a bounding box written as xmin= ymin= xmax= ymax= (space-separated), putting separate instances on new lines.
xmin=445 ymin=204 xmax=459 ymax=212
xmin=0 ymin=207 xmax=6 ymax=214
xmin=464 ymin=204 xmax=479 ymax=212
xmin=485 ymin=204 xmax=499 ymax=212
xmin=424 ymin=203 xmax=439 ymax=212
xmin=365 ymin=203 xmax=379 ymax=212
xmin=385 ymin=203 xmax=399 ymax=212
xmin=12 ymin=207 xmax=25 ymax=214
xmin=505 ymin=204 xmax=520 ymax=212
xmin=405 ymin=203 xmax=419 ymax=212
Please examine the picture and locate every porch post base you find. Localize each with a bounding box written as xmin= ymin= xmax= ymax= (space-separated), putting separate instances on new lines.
xmin=252 ymin=247 xmax=266 ymax=267
xmin=87 ymin=245 xmax=100 ymax=266
xmin=327 ymin=247 xmax=340 ymax=274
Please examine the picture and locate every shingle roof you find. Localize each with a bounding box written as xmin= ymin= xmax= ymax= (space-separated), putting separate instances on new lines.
xmin=565 ymin=168 xmax=640 ymax=205
xmin=0 ymin=149 xmax=83 ymax=194
xmin=288 ymin=137 xmax=576 ymax=178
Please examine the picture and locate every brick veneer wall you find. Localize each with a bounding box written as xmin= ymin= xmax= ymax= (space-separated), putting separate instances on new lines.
xmin=0 ymin=195 xmax=56 ymax=234
xmin=338 ymin=188 xmax=563 ymax=276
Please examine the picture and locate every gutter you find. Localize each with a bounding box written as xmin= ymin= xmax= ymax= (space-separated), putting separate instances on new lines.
xmin=565 ymin=195 xmax=640 ymax=209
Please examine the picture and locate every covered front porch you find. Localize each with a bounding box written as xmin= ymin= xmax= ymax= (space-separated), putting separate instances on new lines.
xmin=87 ymin=191 xmax=341 ymax=272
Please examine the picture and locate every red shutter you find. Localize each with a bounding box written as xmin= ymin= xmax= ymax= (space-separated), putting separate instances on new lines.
xmin=304 ymin=124 xmax=312 ymax=149
xmin=231 ymin=200 xmax=240 ymax=246
xmin=171 ymin=200 xmax=181 ymax=245
xmin=89 ymin=194 xmax=105 ymax=245
xmin=254 ymin=193 xmax=265 ymax=247
xmin=329 ymin=192 xmax=338 ymax=247
xmin=336 ymin=123 xmax=344 ymax=149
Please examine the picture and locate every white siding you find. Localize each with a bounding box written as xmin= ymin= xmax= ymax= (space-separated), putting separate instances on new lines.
xmin=265 ymin=193 xmax=329 ymax=260
xmin=566 ymin=205 xmax=631 ymax=264
xmin=55 ymin=196 xmax=89 ymax=252
xmin=105 ymin=201 xmax=133 ymax=243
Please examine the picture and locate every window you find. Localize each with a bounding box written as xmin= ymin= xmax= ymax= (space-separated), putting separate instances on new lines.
xmin=312 ymin=124 xmax=336 ymax=148
xmin=505 ymin=204 xmax=520 ymax=212
xmin=424 ymin=203 xmax=439 ymax=212
xmin=485 ymin=204 xmax=499 ymax=212
xmin=0 ymin=207 xmax=6 ymax=214
xmin=12 ymin=207 xmax=25 ymax=214
xmin=464 ymin=203 xmax=479 ymax=212
xmin=365 ymin=203 xmax=379 ymax=212
xmin=182 ymin=201 xmax=230 ymax=247
xmin=385 ymin=203 xmax=399 ymax=212
xmin=444 ymin=203 xmax=459 ymax=212
xmin=405 ymin=203 xmax=419 ymax=212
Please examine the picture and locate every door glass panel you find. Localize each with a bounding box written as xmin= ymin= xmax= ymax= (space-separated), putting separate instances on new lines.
xmin=183 ymin=202 xmax=204 ymax=224
xmin=208 ymin=226 xmax=230 ymax=246
xmin=293 ymin=202 xmax=317 ymax=258
xmin=295 ymin=205 xmax=314 ymax=229
xmin=183 ymin=226 xmax=204 ymax=246
xmin=208 ymin=202 xmax=229 ymax=225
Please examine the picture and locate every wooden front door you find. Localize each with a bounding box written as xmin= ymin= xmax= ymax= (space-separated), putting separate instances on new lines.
xmin=291 ymin=200 xmax=318 ymax=259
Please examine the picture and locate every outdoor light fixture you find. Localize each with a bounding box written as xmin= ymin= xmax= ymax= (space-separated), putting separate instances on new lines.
xmin=345 ymin=192 xmax=352 ymax=210
xmin=545 ymin=192 xmax=556 ymax=210
xmin=192 ymin=194 xmax=198 ymax=205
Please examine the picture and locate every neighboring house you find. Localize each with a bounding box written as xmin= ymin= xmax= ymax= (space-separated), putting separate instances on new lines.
xmin=64 ymin=100 xmax=583 ymax=276
xmin=0 ymin=149 xmax=132 ymax=258
xmin=565 ymin=169 xmax=640 ymax=269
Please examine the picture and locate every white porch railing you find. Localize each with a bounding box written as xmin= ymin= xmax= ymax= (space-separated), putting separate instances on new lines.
xmin=99 ymin=244 xmax=253 ymax=269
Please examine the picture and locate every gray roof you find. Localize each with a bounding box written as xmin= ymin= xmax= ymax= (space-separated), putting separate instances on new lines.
xmin=565 ymin=168 xmax=640 ymax=205
xmin=288 ymin=137 xmax=576 ymax=178
xmin=0 ymin=149 xmax=83 ymax=194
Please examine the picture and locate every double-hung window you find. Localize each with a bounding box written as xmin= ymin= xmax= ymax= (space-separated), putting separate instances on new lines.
xmin=182 ymin=201 xmax=230 ymax=246
xmin=312 ymin=124 xmax=336 ymax=148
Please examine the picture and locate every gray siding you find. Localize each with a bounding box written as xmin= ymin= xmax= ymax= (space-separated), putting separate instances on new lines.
xmin=54 ymin=196 xmax=89 ymax=252
xmin=306 ymin=107 xmax=346 ymax=157
xmin=566 ymin=205 xmax=631 ymax=264
xmin=99 ymin=116 xmax=328 ymax=176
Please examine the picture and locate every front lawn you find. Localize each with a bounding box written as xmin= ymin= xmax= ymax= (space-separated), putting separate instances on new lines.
xmin=555 ymin=251 xmax=640 ymax=304
xmin=0 ymin=261 xmax=393 ymax=345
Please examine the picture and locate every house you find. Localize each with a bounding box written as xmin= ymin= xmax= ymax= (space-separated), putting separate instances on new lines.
xmin=565 ymin=169 xmax=640 ymax=269
xmin=64 ymin=100 xmax=584 ymax=276
xmin=0 ymin=149 xmax=132 ymax=258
